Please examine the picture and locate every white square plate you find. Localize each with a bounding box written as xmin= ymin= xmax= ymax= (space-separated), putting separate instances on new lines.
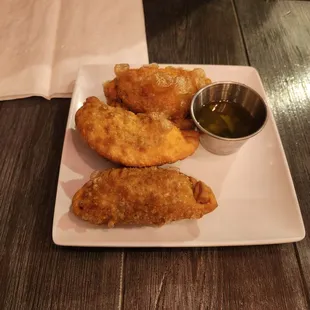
xmin=52 ymin=64 xmax=305 ymax=247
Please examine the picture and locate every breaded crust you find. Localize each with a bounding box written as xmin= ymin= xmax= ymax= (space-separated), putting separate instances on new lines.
xmin=75 ymin=97 xmax=199 ymax=167
xmin=103 ymin=63 xmax=212 ymax=120
xmin=72 ymin=167 xmax=218 ymax=227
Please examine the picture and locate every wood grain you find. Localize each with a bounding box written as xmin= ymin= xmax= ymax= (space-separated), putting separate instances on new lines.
xmin=1 ymin=0 xmax=310 ymax=309
xmin=0 ymin=98 xmax=123 ymax=310
xmin=120 ymin=1 xmax=310 ymax=309
xmin=143 ymin=0 xmax=247 ymax=65
xmin=235 ymin=0 xmax=310 ymax=301
xmin=123 ymin=246 xmax=307 ymax=310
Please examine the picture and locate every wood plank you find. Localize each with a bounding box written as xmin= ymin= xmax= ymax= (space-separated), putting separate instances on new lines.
xmin=235 ymin=0 xmax=310 ymax=301
xmin=121 ymin=1 xmax=309 ymax=309
xmin=0 ymin=98 xmax=123 ymax=310
xmin=143 ymin=0 xmax=247 ymax=65
xmin=123 ymin=246 xmax=307 ymax=310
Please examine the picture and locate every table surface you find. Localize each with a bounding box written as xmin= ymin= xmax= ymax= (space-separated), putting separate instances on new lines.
xmin=1 ymin=1 xmax=310 ymax=309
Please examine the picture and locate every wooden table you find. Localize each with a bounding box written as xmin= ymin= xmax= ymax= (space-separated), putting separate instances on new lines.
xmin=1 ymin=1 xmax=310 ymax=309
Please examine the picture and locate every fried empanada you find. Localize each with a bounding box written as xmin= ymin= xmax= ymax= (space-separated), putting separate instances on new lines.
xmin=72 ymin=167 xmax=218 ymax=227
xmin=75 ymin=97 xmax=199 ymax=167
xmin=103 ymin=64 xmax=211 ymax=121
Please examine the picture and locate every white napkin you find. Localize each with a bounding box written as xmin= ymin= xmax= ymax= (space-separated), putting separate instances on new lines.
xmin=0 ymin=0 xmax=149 ymax=100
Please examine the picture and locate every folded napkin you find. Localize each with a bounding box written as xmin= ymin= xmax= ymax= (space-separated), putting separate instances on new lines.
xmin=0 ymin=0 xmax=148 ymax=100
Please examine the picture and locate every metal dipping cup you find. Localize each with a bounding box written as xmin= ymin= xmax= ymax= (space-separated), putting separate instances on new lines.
xmin=190 ymin=82 xmax=268 ymax=155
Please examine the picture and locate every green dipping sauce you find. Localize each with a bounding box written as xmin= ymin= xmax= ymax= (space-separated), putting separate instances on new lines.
xmin=197 ymin=102 xmax=257 ymax=138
